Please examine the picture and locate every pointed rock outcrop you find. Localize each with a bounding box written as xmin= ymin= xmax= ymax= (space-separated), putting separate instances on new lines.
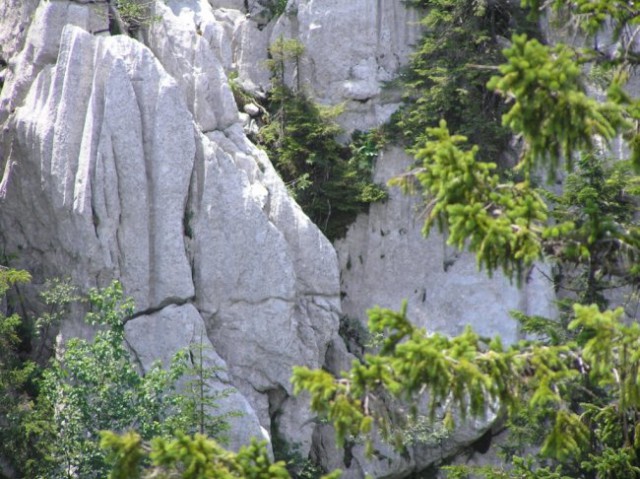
xmin=0 ymin=0 xmax=340 ymax=454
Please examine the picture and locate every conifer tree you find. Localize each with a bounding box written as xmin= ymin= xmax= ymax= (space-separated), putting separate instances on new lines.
xmin=293 ymin=2 xmax=640 ymax=478
xmin=260 ymin=37 xmax=386 ymax=240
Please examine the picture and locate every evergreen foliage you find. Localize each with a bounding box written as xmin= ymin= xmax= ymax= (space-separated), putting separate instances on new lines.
xmin=487 ymin=34 xmax=627 ymax=179
xmin=260 ymin=37 xmax=386 ymax=240
xmin=543 ymin=157 xmax=640 ymax=307
xmin=391 ymin=0 xmax=536 ymax=161
xmin=100 ymin=431 xmax=341 ymax=479
xmin=165 ymin=335 xmax=239 ymax=441
xmin=266 ymin=0 xmax=291 ymax=21
xmin=292 ymin=297 xmax=640 ymax=477
xmin=390 ymin=121 xmax=552 ymax=279
xmin=292 ymin=1 xmax=640 ymax=478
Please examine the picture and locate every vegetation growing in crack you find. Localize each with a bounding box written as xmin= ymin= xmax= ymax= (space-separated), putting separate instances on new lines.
xmin=266 ymin=0 xmax=290 ymax=18
xmin=109 ymin=0 xmax=159 ymax=36
xmin=258 ymin=37 xmax=387 ymax=240
xmin=271 ymin=423 xmax=327 ymax=479
xmin=338 ymin=315 xmax=371 ymax=358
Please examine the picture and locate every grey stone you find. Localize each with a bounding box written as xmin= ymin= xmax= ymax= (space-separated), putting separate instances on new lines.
xmin=0 ymin=0 xmax=39 ymax=63
xmin=243 ymin=102 xmax=260 ymax=116
xmin=0 ymin=0 xmax=342 ymax=458
xmin=190 ymin=127 xmax=340 ymax=451
xmin=146 ymin=0 xmax=240 ymax=132
xmin=335 ymin=146 xmax=557 ymax=346
xmin=0 ymin=1 xmax=108 ymax=124
xmin=272 ymin=0 xmax=423 ymax=132
xmin=125 ymin=303 xmax=268 ymax=451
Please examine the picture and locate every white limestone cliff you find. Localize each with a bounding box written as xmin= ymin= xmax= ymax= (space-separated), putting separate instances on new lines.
xmin=0 ymin=0 xmax=557 ymax=477
xmin=335 ymin=146 xmax=557 ymax=346
xmin=0 ymin=0 xmax=339 ymax=456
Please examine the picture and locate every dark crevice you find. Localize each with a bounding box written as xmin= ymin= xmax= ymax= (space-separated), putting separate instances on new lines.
xmin=0 ymin=57 xmax=6 ymax=95
xmin=471 ymin=428 xmax=493 ymax=454
xmin=201 ymin=129 xmax=220 ymax=135
xmin=123 ymin=335 xmax=147 ymax=373
xmin=183 ymin=164 xmax=197 ymax=297
xmin=126 ymin=296 xmax=195 ymax=322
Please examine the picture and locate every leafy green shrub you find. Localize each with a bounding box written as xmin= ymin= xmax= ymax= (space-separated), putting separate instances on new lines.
xmin=32 ymin=277 xmax=80 ymax=360
xmin=0 ymin=274 xmax=243 ymax=478
xmin=0 ymin=267 xmax=40 ymax=477
xmin=35 ymin=283 xmax=169 ymax=478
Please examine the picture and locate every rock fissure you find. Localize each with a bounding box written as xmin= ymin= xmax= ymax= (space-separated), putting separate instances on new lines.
xmin=65 ymin=0 xmax=109 ymax=4
xmin=227 ymin=295 xmax=294 ymax=307
xmin=128 ymin=296 xmax=195 ymax=321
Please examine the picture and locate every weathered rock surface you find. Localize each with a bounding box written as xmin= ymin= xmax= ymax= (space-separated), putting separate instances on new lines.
xmin=265 ymin=1 xmax=556 ymax=476
xmin=314 ymin=408 xmax=499 ymax=479
xmin=272 ymin=0 xmax=423 ymax=132
xmin=265 ymin=1 xmax=556 ymax=475
xmin=0 ymin=0 xmax=558 ymax=476
xmin=0 ymin=0 xmax=340 ymax=456
xmin=0 ymin=0 xmax=39 ymax=67
xmin=125 ymin=303 xmax=267 ymax=451
xmin=335 ymin=147 xmax=557 ymax=345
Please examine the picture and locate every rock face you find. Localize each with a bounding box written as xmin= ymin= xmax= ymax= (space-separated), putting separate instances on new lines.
xmin=268 ymin=2 xmax=556 ymax=476
xmin=335 ymin=146 xmax=557 ymax=345
xmin=272 ymin=0 xmax=423 ymax=131
xmin=125 ymin=303 xmax=268 ymax=451
xmin=0 ymin=0 xmax=339 ymax=456
xmin=0 ymin=0 xmax=557 ymax=477
xmin=264 ymin=1 xmax=556 ymax=346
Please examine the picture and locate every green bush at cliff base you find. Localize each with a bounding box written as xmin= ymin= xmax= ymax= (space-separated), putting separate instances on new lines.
xmin=0 ymin=278 xmax=240 ymax=479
